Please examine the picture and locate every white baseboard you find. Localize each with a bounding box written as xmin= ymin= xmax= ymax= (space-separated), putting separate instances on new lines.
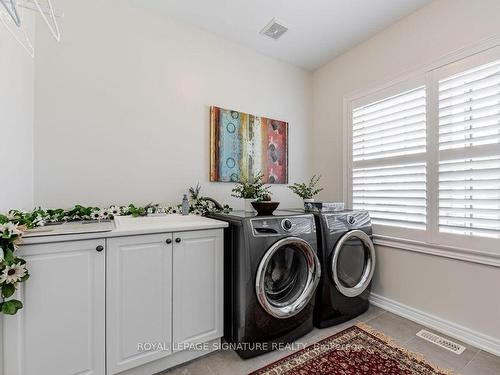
xmin=370 ymin=293 xmax=500 ymax=357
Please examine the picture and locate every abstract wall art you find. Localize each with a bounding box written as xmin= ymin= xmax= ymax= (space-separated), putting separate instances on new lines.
xmin=210 ymin=106 xmax=288 ymax=184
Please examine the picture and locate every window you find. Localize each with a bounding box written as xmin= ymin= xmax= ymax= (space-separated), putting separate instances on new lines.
xmin=352 ymin=87 xmax=427 ymax=230
xmin=348 ymin=46 xmax=500 ymax=248
xmin=438 ymin=58 xmax=500 ymax=239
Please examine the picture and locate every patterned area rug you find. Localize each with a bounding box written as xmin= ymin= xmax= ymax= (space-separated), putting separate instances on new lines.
xmin=249 ymin=322 xmax=453 ymax=375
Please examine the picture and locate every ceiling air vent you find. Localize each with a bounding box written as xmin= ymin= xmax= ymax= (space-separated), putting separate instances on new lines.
xmin=260 ymin=18 xmax=288 ymax=40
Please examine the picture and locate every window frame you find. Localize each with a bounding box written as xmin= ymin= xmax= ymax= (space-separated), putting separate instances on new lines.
xmin=347 ymin=75 xmax=429 ymax=243
xmin=433 ymin=46 xmax=500 ymax=252
xmin=343 ymin=41 xmax=500 ymax=261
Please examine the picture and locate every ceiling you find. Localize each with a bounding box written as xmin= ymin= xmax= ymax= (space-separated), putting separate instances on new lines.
xmin=137 ymin=0 xmax=434 ymax=70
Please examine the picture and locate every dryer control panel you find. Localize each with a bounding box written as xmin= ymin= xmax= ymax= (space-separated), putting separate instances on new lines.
xmin=324 ymin=210 xmax=371 ymax=232
xmin=250 ymin=216 xmax=315 ymax=236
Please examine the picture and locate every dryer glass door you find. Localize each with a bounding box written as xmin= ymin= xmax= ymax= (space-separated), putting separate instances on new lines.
xmin=255 ymin=237 xmax=321 ymax=319
xmin=331 ymin=230 xmax=375 ymax=298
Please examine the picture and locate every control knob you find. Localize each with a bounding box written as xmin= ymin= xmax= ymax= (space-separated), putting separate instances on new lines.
xmin=281 ymin=219 xmax=293 ymax=231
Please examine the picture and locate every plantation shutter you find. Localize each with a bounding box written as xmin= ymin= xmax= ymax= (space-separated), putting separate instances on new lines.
xmin=352 ymin=86 xmax=427 ymax=230
xmin=438 ymin=58 xmax=500 ymax=238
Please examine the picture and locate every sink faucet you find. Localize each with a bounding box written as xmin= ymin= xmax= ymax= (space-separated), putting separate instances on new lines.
xmin=202 ymin=197 xmax=224 ymax=211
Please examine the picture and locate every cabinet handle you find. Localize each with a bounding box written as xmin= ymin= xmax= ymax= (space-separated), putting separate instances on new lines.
xmin=175 ymin=238 xmax=182 ymax=243
xmin=166 ymin=238 xmax=172 ymax=244
xmin=96 ymin=245 xmax=104 ymax=252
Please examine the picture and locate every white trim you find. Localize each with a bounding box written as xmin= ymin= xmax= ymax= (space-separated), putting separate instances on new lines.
xmin=373 ymin=234 xmax=500 ymax=268
xmin=426 ymin=70 xmax=439 ymax=245
xmin=351 ymin=76 xmax=426 ymax=108
xmin=439 ymin=143 xmax=500 ymax=161
xmin=370 ymin=293 xmax=500 ymax=357
xmin=433 ymin=44 xmax=500 ymax=81
xmin=342 ymin=96 xmax=352 ymax=207
xmin=372 ymin=225 xmax=426 ymax=243
xmin=353 ymin=152 xmax=426 ymax=169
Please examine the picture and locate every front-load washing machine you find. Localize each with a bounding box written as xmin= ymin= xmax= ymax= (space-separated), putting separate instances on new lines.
xmin=208 ymin=210 xmax=321 ymax=358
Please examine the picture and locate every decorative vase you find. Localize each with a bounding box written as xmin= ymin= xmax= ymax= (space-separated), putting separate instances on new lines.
xmin=244 ymin=198 xmax=256 ymax=213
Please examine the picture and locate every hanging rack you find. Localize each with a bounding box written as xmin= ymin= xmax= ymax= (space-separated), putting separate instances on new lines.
xmin=17 ymin=0 xmax=63 ymax=18
xmin=0 ymin=0 xmax=62 ymax=57
xmin=0 ymin=0 xmax=62 ymax=42
xmin=28 ymin=0 xmax=61 ymax=41
xmin=0 ymin=0 xmax=21 ymax=26
xmin=0 ymin=5 xmax=33 ymax=57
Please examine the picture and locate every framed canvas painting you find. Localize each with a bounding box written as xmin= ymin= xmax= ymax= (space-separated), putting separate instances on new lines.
xmin=210 ymin=106 xmax=288 ymax=184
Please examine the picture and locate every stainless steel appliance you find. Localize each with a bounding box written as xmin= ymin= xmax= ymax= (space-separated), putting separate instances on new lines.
xmin=208 ymin=210 xmax=321 ymax=358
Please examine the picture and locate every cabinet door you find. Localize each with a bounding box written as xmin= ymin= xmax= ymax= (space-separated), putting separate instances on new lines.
xmin=172 ymin=229 xmax=223 ymax=346
xmin=106 ymin=233 xmax=173 ymax=374
xmin=3 ymin=239 xmax=105 ymax=375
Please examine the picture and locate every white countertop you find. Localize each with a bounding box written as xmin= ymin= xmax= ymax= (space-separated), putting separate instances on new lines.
xmin=22 ymin=214 xmax=228 ymax=245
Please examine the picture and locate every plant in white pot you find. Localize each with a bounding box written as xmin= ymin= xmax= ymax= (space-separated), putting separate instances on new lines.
xmin=231 ymin=173 xmax=272 ymax=212
xmin=288 ymin=175 xmax=324 ymax=204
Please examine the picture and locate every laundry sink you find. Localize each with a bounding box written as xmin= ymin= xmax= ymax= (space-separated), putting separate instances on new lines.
xmin=113 ymin=214 xmax=227 ymax=232
xmin=24 ymin=220 xmax=113 ymax=238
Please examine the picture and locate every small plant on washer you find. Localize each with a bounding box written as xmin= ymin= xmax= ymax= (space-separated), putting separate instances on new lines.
xmin=288 ymin=175 xmax=324 ymax=200
xmin=231 ymin=173 xmax=271 ymax=200
xmin=259 ymin=193 xmax=272 ymax=202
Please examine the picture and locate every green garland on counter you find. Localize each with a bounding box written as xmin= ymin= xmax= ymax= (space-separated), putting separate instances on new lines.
xmin=0 ymin=185 xmax=231 ymax=315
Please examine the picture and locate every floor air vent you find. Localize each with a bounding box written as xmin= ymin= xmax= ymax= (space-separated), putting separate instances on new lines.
xmin=416 ymin=330 xmax=466 ymax=354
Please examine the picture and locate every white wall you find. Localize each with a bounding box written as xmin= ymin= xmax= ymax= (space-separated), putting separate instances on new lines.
xmin=0 ymin=14 xmax=34 ymax=212
xmin=0 ymin=12 xmax=35 ymax=375
xmin=313 ymin=0 xmax=500 ymax=344
xmin=20 ymin=0 xmax=500 ymax=352
xmin=374 ymin=246 xmax=500 ymax=342
xmin=33 ymin=0 xmax=312 ymax=210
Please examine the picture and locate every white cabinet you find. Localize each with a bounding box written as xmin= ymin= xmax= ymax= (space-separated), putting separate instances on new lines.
xmin=2 ymin=227 xmax=224 ymax=375
xmin=172 ymin=229 xmax=223 ymax=347
xmin=2 ymin=239 xmax=105 ymax=375
xmin=106 ymin=229 xmax=223 ymax=374
xmin=106 ymin=233 xmax=173 ymax=374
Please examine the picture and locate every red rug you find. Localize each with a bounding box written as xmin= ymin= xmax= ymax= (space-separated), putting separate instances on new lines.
xmin=249 ymin=323 xmax=453 ymax=375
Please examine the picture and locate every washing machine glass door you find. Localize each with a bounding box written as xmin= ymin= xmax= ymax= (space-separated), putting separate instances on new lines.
xmin=255 ymin=237 xmax=321 ymax=319
xmin=331 ymin=230 xmax=375 ymax=298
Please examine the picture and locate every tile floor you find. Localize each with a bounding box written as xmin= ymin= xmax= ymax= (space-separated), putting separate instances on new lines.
xmin=161 ymin=306 xmax=500 ymax=375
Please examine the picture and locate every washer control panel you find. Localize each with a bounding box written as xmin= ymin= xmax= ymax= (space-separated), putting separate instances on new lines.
xmin=251 ymin=216 xmax=315 ymax=236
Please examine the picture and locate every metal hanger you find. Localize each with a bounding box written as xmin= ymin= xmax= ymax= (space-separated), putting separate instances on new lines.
xmin=0 ymin=0 xmax=62 ymax=57
xmin=0 ymin=0 xmax=20 ymax=26
xmin=17 ymin=0 xmax=63 ymax=18
xmin=28 ymin=0 xmax=61 ymax=41
xmin=0 ymin=6 xmax=34 ymax=57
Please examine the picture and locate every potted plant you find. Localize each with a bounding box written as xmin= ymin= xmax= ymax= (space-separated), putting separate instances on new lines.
xmin=231 ymin=173 xmax=272 ymax=212
xmin=288 ymin=175 xmax=324 ymax=204
xmin=251 ymin=193 xmax=280 ymax=216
